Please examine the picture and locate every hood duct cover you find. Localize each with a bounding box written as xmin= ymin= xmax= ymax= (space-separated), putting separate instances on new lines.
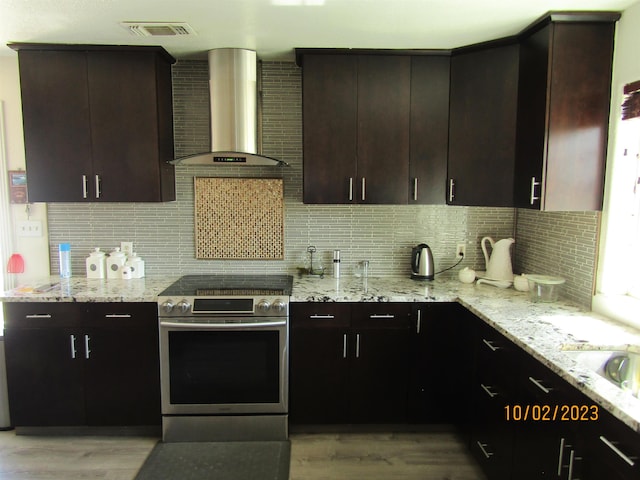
xmin=171 ymin=48 xmax=288 ymax=166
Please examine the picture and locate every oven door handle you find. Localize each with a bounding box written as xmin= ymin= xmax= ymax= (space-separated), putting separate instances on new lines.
xmin=160 ymin=320 xmax=287 ymax=329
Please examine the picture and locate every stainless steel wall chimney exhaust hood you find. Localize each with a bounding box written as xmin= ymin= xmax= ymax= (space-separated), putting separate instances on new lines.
xmin=171 ymin=48 xmax=288 ymax=166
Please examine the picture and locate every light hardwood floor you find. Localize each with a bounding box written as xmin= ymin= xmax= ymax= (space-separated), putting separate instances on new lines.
xmin=0 ymin=430 xmax=485 ymax=479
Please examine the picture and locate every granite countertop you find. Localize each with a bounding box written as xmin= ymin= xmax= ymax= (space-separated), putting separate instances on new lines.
xmin=2 ymin=274 xmax=640 ymax=433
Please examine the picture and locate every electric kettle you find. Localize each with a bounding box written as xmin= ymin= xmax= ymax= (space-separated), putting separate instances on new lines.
xmin=411 ymin=243 xmax=434 ymax=280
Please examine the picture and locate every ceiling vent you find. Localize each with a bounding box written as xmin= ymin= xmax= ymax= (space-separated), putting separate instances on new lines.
xmin=120 ymin=22 xmax=196 ymax=36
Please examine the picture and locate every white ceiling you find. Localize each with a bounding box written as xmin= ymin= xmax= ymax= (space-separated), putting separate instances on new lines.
xmin=1 ymin=0 xmax=638 ymax=61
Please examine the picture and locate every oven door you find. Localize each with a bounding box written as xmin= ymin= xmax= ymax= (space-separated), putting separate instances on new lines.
xmin=159 ymin=318 xmax=288 ymax=416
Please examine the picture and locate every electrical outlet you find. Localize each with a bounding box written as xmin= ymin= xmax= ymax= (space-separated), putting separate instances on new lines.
xmin=456 ymin=243 xmax=466 ymax=259
xmin=121 ymin=241 xmax=134 ymax=255
xmin=17 ymin=220 xmax=42 ymax=237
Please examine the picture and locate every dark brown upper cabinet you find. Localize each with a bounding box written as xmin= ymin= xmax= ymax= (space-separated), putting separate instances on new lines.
xmin=409 ymin=56 xmax=450 ymax=204
xmin=447 ymin=41 xmax=519 ymax=207
xmin=514 ymin=13 xmax=620 ymax=211
xmin=11 ymin=44 xmax=176 ymax=203
xmin=299 ymin=51 xmax=413 ymax=204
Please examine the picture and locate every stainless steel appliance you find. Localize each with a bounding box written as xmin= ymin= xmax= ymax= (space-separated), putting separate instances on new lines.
xmin=411 ymin=243 xmax=434 ymax=280
xmin=157 ymin=274 xmax=292 ymax=442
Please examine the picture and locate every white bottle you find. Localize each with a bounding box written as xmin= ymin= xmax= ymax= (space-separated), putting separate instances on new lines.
xmin=106 ymin=247 xmax=127 ymax=279
xmin=86 ymin=247 xmax=106 ymax=279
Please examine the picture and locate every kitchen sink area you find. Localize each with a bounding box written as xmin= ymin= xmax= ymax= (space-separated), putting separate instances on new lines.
xmin=562 ymin=346 xmax=640 ymax=398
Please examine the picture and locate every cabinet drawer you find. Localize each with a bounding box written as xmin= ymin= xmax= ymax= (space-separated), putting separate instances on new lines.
xmin=4 ymin=302 xmax=80 ymax=328
xmin=290 ymin=303 xmax=350 ymax=328
xmin=586 ymin=410 xmax=640 ymax=479
xmin=85 ymin=302 xmax=157 ymax=328
xmin=351 ymin=303 xmax=411 ymax=327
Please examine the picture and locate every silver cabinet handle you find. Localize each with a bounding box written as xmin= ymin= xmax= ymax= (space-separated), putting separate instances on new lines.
xmin=370 ymin=314 xmax=395 ymax=319
xmin=104 ymin=314 xmax=132 ymax=318
xmin=449 ymin=178 xmax=455 ymax=202
xmin=361 ymin=177 xmax=366 ymax=201
xmin=480 ymin=383 xmax=498 ymax=398
xmin=416 ymin=309 xmax=422 ymax=334
xmin=343 ymin=334 xmax=347 ymax=359
xmin=482 ymin=338 xmax=501 ymax=352
xmin=568 ymin=450 xmax=581 ymax=480
xmin=599 ymin=435 xmax=637 ymax=467
xmin=476 ymin=441 xmax=494 ymax=459
xmin=84 ymin=334 xmax=91 ymax=359
xmin=530 ymin=176 xmax=541 ymax=205
xmin=82 ymin=175 xmax=88 ymax=198
xmin=557 ymin=437 xmax=566 ymax=476
xmin=355 ymin=333 xmax=361 ymax=358
xmin=309 ymin=314 xmax=335 ymax=319
xmin=528 ymin=376 xmax=552 ymax=394
xmin=413 ymin=178 xmax=418 ymax=201
xmin=348 ymin=177 xmax=353 ymax=201
xmin=70 ymin=334 xmax=77 ymax=359
xmin=26 ymin=314 xmax=52 ymax=319
xmin=95 ymin=175 xmax=101 ymax=199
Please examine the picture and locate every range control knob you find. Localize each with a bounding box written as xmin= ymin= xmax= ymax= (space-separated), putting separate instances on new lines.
xmin=161 ymin=300 xmax=174 ymax=314
xmin=176 ymin=299 xmax=191 ymax=314
xmin=271 ymin=299 xmax=287 ymax=313
xmin=256 ymin=299 xmax=271 ymax=313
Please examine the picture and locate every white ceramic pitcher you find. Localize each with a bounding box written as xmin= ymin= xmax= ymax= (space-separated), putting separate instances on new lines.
xmin=481 ymin=237 xmax=515 ymax=282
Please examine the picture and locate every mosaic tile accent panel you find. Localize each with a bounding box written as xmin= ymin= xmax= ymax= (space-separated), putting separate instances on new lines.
xmin=194 ymin=177 xmax=284 ymax=259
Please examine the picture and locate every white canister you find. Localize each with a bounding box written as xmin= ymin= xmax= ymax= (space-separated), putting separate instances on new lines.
xmin=86 ymin=247 xmax=106 ymax=279
xmin=106 ymin=247 xmax=127 ymax=279
xmin=126 ymin=253 xmax=145 ymax=279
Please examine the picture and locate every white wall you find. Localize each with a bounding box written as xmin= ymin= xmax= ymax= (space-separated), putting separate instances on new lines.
xmin=0 ymin=55 xmax=50 ymax=283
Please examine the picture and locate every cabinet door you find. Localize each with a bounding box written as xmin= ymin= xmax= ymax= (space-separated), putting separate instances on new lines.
xmin=448 ymin=43 xmax=518 ymax=206
xmin=511 ymin=355 xmax=585 ymax=479
xmin=408 ymin=303 xmax=473 ymax=425
xmin=349 ymin=303 xmax=410 ymax=423
xmin=356 ymin=55 xmax=411 ymax=204
xmin=584 ymin=409 xmax=640 ymax=480
xmin=409 ymin=56 xmax=450 ymax=204
xmin=289 ymin=303 xmax=351 ymax=424
xmin=302 ymin=55 xmax=358 ymax=204
xmin=88 ymin=51 xmax=172 ymax=202
xmin=3 ymin=303 xmax=85 ymax=426
xmin=82 ymin=303 xmax=161 ymax=426
xmin=17 ymin=50 xmax=93 ymax=202
xmin=515 ymin=22 xmax=615 ymax=211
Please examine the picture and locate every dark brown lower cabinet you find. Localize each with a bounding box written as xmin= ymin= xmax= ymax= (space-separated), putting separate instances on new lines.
xmin=289 ymin=302 xmax=410 ymax=424
xmin=3 ymin=302 xmax=160 ymax=427
xmin=583 ymin=409 xmax=640 ymax=480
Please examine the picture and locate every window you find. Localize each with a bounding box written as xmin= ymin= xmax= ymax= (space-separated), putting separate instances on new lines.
xmin=594 ymin=82 xmax=640 ymax=328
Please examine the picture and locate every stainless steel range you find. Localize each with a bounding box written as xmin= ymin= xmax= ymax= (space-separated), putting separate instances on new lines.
xmin=157 ymin=274 xmax=292 ymax=442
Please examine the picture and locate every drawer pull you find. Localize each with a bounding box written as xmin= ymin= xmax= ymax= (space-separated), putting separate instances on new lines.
xmin=361 ymin=177 xmax=366 ymax=201
xmin=413 ymin=178 xmax=418 ymax=201
xmin=599 ymin=435 xmax=637 ymax=467
xmin=343 ymin=334 xmax=347 ymax=359
xmin=557 ymin=437 xmax=566 ymax=476
xmin=25 ymin=314 xmax=52 ymax=319
xmin=104 ymin=314 xmax=132 ymax=318
xmin=476 ymin=441 xmax=494 ymax=459
xmin=355 ymin=333 xmax=361 ymax=358
xmin=480 ymin=383 xmax=498 ymax=398
xmin=84 ymin=334 xmax=91 ymax=359
xmin=528 ymin=376 xmax=552 ymax=394
xmin=416 ymin=309 xmax=422 ymax=334
xmin=482 ymin=338 xmax=501 ymax=352
xmin=370 ymin=314 xmax=395 ymax=319
xmin=70 ymin=334 xmax=77 ymax=359
xmin=530 ymin=176 xmax=541 ymax=205
xmin=309 ymin=314 xmax=335 ymax=319
xmin=449 ymin=178 xmax=455 ymax=202
xmin=348 ymin=177 xmax=353 ymax=201
xmin=82 ymin=175 xmax=88 ymax=198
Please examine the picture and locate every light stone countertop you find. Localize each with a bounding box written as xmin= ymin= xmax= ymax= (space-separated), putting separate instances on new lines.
xmin=2 ymin=274 xmax=640 ymax=433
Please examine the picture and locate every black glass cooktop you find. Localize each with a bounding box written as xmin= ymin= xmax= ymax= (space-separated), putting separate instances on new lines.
xmin=159 ymin=275 xmax=293 ymax=297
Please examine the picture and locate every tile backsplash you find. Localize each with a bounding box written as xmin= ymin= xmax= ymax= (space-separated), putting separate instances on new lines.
xmin=47 ymin=59 xmax=597 ymax=308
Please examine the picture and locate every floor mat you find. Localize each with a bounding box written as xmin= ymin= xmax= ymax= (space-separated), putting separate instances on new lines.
xmin=134 ymin=441 xmax=291 ymax=480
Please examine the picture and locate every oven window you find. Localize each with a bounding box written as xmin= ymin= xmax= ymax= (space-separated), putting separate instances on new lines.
xmin=168 ymin=330 xmax=280 ymax=404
